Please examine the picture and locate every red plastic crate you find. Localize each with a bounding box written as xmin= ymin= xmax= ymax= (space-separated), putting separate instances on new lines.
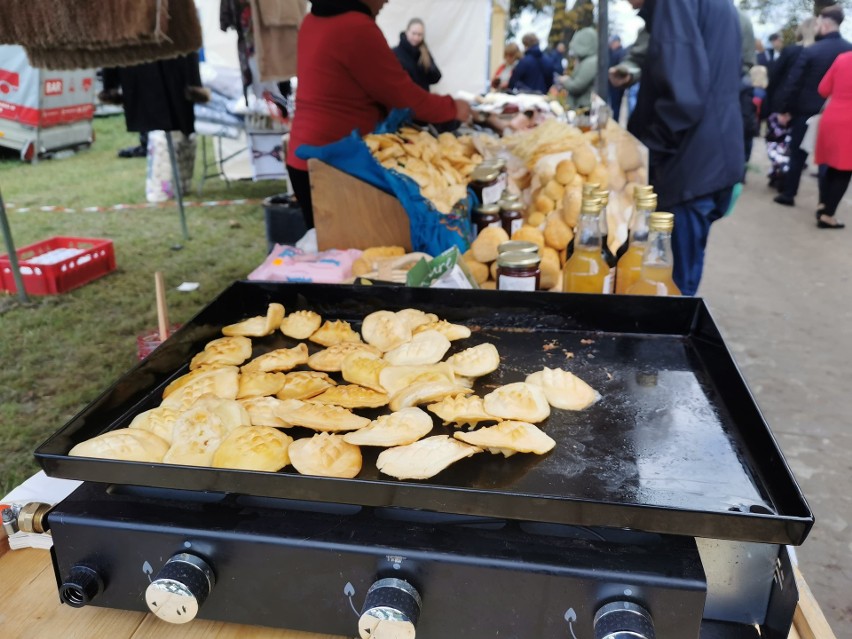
xmin=0 ymin=236 xmax=116 ymax=295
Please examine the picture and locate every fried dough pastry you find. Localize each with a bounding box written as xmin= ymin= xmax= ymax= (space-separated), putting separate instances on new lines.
xmin=222 ymin=303 xmax=285 ymax=337
xmin=163 ymin=365 xmax=239 ymax=400
xmin=426 ymin=394 xmax=497 ymax=428
xmin=379 ymin=362 xmax=456 ymax=397
xmin=279 ymin=310 xmax=322 ymax=340
xmin=395 ymin=308 xmax=438 ymax=331
xmin=288 ymin=433 xmax=362 ymax=478
xmin=241 ymin=343 xmax=309 ymax=373
xmin=340 ymin=350 xmax=388 ymax=392
xmin=239 ymin=396 xmax=290 ymax=428
xmin=273 ymin=399 xmax=370 ymax=432
xmin=179 ymin=395 xmax=251 ymax=433
xmin=307 ymin=342 xmax=381 ymax=372
xmin=310 ymin=384 xmax=389 ymax=409
xmin=237 ymin=371 xmax=288 ymax=399
xmin=413 ymin=319 xmax=471 ymax=341
xmin=163 ymin=416 xmax=227 ymax=467
xmin=376 ymin=435 xmax=481 ymax=480
xmin=525 ymin=367 xmax=600 ymax=410
xmin=343 ymin=407 xmax=434 ymax=447
xmin=454 ymin=421 xmax=555 ymax=457
xmin=384 ymin=329 xmax=451 ymax=366
xmin=389 ymin=380 xmax=473 ymax=412
xmin=309 ymin=319 xmax=362 ymax=347
xmin=212 ymin=426 xmax=293 ymax=471
xmin=361 ymin=310 xmax=412 ymax=352
xmin=483 ymin=382 xmax=551 ymax=423
xmin=276 ymin=371 xmax=337 ymax=400
xmin=448 ymin=343 xmax=500 ymax=378
xmin=128 ymin=406 xmax=181 ymax=444
xmin=70 ymin=429 xmax=169 ymax=463
xmin=160 ymin=367 xmax=240 ymax=410
xmin=189 ymin=336 xmax=253 ymax=370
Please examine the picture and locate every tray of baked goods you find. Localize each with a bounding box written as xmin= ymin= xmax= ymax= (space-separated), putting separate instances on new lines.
xmin=35 ymin=282 xmax=813 ymax=545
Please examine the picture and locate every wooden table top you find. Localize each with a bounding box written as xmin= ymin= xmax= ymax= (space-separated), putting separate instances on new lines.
xmin=0 ymin=539 xmax=835 ymax=638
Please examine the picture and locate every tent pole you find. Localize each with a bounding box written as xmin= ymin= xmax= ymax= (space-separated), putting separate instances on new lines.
xmin=597 ymin=0 xmax=609 ymax=101
xmin=0 ymin=186 xmax=30 ymax=303
xmin=165 ymin=131 xmax=190 ymax=242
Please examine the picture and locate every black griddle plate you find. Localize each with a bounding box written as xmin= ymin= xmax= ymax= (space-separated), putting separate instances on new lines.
xmin=35 ymin=282 xmax=813 ymax=545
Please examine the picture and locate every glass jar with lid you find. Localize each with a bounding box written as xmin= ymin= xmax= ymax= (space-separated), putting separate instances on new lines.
xmin=470 ymin=165 xmax=503 ymax=206
xmin=472 ymin=204 xmax=503 ymax=238
xmin=498 ymin=240 xmax=539 ymax=255
xmin=499 ymin=200 xmax=525 ymax=238
xmin=497 ymin=251 xmax=541 ymax=291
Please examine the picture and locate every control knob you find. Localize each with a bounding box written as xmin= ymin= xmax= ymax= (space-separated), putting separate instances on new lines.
xmin=594 ymin=601 xmax=655 ymax=639
xmin=144 ymin=552 xmax=215 ymax=624
xmin=358 ymin=578 xmax=422 ymax=639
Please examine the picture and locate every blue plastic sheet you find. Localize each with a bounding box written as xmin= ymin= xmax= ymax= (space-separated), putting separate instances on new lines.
xmin=296 ymin=109 xmax=472 ymax=255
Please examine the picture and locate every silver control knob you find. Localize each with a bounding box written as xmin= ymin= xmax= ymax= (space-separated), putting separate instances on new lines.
xmin=145 ymin=553 xmax=215 ymax=624
xmin=358 ymin=578 xmax=421 ymax=639
xmin=594 ymin=601 xmax=655 ymax=639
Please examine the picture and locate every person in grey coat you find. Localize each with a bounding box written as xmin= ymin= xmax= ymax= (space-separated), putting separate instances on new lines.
xmin=560 ymin=26 xmax=598 ymax=109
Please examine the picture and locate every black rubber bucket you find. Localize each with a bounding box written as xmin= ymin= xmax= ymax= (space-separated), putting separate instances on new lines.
xmin=263 ymin=194 xmax=307 ymax=252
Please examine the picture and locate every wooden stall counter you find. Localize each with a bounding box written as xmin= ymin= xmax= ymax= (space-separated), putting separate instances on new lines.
xmin=0 ymin=541 xmax=836 ymax=639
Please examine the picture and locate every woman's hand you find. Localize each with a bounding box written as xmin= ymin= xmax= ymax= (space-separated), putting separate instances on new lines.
xmin=454 ymin=99 xmax=472 ymax=123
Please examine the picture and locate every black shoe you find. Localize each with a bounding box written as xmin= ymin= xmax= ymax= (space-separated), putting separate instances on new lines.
xmin=817 ymin=219 xmax=845 ymax=229
xmin=773 ymin=194 xmax=795 ymax=206
xmin=118 ymin=145 xmax=146 ymax=158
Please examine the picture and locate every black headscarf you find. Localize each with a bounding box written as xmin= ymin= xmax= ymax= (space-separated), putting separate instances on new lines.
xmin=311 ymin=0 xmax=372 ymax=17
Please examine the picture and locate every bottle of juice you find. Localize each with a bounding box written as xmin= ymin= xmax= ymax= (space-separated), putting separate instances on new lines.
xmin=594 ymin=188 xmax=617 ymax=277
xmin=616 ymin=185 xmax=655 ymax=261
xmin=626 ymin=212 xmax=681 ymax=296
xmin=563 ymin=197 xmax=613 ymax=294
xmin=565 ymin=183 xmax=601 ymax=261
xmin=615 ymin=193 xmax=657 ymax=295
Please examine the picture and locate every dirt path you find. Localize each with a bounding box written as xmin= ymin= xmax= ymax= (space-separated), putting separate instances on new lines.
xmin=699 ymin=139 xmax=852 ymax=635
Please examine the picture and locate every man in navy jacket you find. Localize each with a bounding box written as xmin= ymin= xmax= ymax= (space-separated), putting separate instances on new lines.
xmin=509 ymin=33 xmax=551 ymax=94
xmin=774 ymin=5 xmax=852 ymax=207
xmin=627 ymin=0 xmax=744 ymax=296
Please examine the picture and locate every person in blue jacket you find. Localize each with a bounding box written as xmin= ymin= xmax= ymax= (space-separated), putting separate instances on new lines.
xmin=509 ymin=33 xmax=552 ymax=93
xmin=626 ymin=0 xmax=744 ymax=296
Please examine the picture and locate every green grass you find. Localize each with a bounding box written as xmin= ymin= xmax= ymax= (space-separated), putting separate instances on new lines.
xmin=0 ymin=116 xmax=288 ymax=495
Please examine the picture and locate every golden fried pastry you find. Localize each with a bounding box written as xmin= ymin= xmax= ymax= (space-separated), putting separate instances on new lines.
xmin=511 ymin=225 xmax=545 ymax=250
xmin=463 ymin=259 xmax=489 ymax=285
xmin=309 ymin=319 xmax=362 ymax=347
xmin=379 ymin=362 xmax=456 ymax=397
xmin=539 ymin=247 xmax=562 ymax=290
xmin=160 ymin=367 xmax=240 ymax=410
xmin=163 ymin=416 xmax=227 ymax=467
xmin=533 ymin=194 xmax=555 ymax=214
xmin=273 ymin=399 xmax=370 ymax=432
xmin=471 ymin=225 xmax=510 ymax=263
xmin=279 ymin=310 xmax=322 ymax=340
xmin=527 ymin=211 xmax=547 ymax=229
xmin=239 ymin=396 xmax=290 ymax=427
xmin=189 ymin=336 xmax=253 ymax=371
xmin=555 ymin=159 xmax=577 ymax=186
xmin=483 ymin=382 xmax=550 ymax=423
xmin=288 ymin=433 xmax=362 ymax=478
xmin=448 ymin=343 xmax=500 ymax=378
xmin=426 ymin=394 xmax=497 ymax=427
xmin=307 ymin=342 xmax=382 ymax=372
xmin=343 ymin=407 xmax=434 ymax=447
xmin=544 ymin=215 xmax=573 ymax=251
xmin=543 ymin=179 xmax=565 ymax=202
xmin=454 ymin=421 xmax=555 ymax=457
xmin=361 ymin=310 xmax=412 ymax=352
xmin=163 ymin=365 xmax=239 ymax=399
xmin=310 ymin=384 xmax=389 ymax=409
xmin=562 ymin=187 xmax=582 ymax=229
xmin=241 ymin=343 xmax=309 ymax=374
xmin=340 ymin=350 xmax=388 ymax=392
xmin=222 ymin=303 xmax=285 ymax=337
xmin=70 ymin=429 xmax=169 ymax=463
xmin=181 ymin=395 xmax=251 ymax=432
xmin=128 ymin=406 xmax=181 ymax=444
xmin=212 ymin=426 xmax=293 ymax=471
xmin=572 ymin=143 xmax=597 ymax=176
xmin=276 ymin=371 xmax=337 ymax=400
xmin=237 ymin=371 xmax=288 ymax=399
xmin=389 ymin=380 xmax=473 ymax=412
xmin=384 ymin=329 xmax=451 ymax=366
xmin=412 ymin=319 xmax=471 ymax=341
xmin=395 ymin=308 xmax=439 ymax=331
xmin=376 ymin=435 xmax=481 ymax=480
xmin=525 ymin=367 xmax=599 ymax=410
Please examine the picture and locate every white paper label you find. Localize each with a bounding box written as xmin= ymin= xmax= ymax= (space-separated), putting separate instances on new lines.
xmin=602 ymin=268 xmax=615 ymax=294
xmin=510 ymin=218 xmax=524 ymax=237
xmin=482 ymin=182 xmax=503 ymax=205
xmin=498 ymin=274 xmax=537 ymax=291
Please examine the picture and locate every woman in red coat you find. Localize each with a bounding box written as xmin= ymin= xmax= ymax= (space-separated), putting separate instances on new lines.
xmin=815 ymin=51 xmax=852 ymax=229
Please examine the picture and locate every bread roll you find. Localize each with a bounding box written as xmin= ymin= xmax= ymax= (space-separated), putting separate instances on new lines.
xmin=572 ymin=143 xmax=597 ymax=175
xmin=555 ymin=159 xmax=577 ymax=186
xmin=617 ymin=137 xmax=643 ymax=172
xmin=511 ymin=225 xmax=545 ymax=250
xmin=544 ymin=215 xmax=573 ymax=251
xmin=480 ymin=280 xmax=497 ymax=290
xmin=471 ymin=226 xmax=509 ymax=263
xmin=465 ymin=259 xmax=489 ymax=285
xmin=561 ymin=187 xmax=582 ymax=229
xmin=534 ymin=193 xmax=555 ymax=214
xmin=527 ymin=211 xmax=546 ymax=229
xmin=539 ymin=249 xmax=562 ymax=290
xmin=543 ymin=180 xmax=565 ymax=202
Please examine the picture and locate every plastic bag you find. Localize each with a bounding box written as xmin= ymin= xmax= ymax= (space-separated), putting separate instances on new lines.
xmin=296 ymin=109 xmax=473 ymax=255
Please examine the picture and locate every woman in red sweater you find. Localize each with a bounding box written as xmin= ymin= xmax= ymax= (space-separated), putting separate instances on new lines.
xmin=814 ymin=51 xmax=852 ymax=229
xmin=286 ymin=0 xmax=471 ymax=228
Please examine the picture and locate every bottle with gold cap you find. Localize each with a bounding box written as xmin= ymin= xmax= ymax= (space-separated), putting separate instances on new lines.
xmin=615 ymin=192 xmax=657 ymax=294
xmin=565 ymin=182 xmax=601 ymax=261
xmin=562 ymin=197 xmax=614 ymax=294
xmin=594 ymin=188 xmax=617 ymax=270
xmin=616 ymin=185 xmax=655 ymax=261
xmin=626 ymin=212 xmax=681 ymax=296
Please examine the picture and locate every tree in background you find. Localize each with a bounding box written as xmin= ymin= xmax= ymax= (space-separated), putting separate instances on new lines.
xmin=510 ymin=0 xmax=594 ymax=49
